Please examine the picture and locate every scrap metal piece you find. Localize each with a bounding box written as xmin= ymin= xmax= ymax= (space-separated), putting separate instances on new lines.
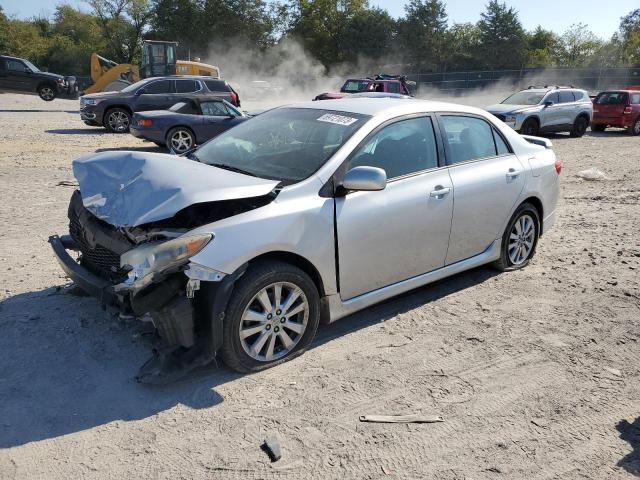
xmin=359 ymin=414 xmax=444 ymax=424
xmin=135 ymin=343 xmax=214 ymax=384
xmin=261 ymin=435 xmax=282 ymax=462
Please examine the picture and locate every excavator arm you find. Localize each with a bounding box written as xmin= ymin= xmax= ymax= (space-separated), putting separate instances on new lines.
xmin=84 ymin=53 xmax=140 ymax=94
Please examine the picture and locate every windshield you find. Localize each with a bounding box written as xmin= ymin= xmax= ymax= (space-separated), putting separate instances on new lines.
xmin=501 ymin=91 xmax=546 ymax=105
xmin=121 ymin=79 xmax=151 ymax=93
xmin=341 ymin=80 xmax=370 ymax=93
xmin=23 ymin=60 xmax=40 ymax=72
xmin=195 ymin=108 xmax=369 ymax=184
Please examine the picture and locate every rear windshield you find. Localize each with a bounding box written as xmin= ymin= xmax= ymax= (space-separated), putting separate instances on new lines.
xmin=501 ymin=91 xmax=545 ymax=105
xmin=595 ymin=92 xmax=628 ymax=105
xmin=341 ymin=80 xmax=370 ymax=93
xmin=169 ymin=101 xmax=198 ymax=114
xmin=205 ymin=80 xmax=230 ymax=92
xmin=194 ymin=108 xmax=370 ymax=184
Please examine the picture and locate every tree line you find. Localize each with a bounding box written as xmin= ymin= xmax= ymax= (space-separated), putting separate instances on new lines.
xmin=0 ymin=0 xmax=639 ymax=76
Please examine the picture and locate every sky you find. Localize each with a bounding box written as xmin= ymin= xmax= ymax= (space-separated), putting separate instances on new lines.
xmin=1 ymin=0 xmax=636 ymax=39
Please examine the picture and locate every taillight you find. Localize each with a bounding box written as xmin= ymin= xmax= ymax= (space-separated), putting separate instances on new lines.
xmin=138 ymin=118 xmax=153 ymax=127
xmin=623 ymin=106 xmax=632 ymax=114
xmin=555 ymin=159 xmax=562 ymax=174
xmin=230 ymin=92 xmax=239 ymax=106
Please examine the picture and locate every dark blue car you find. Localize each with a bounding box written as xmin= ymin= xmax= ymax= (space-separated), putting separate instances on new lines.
xmin=130 ymin=98 xmax=249 ymax=153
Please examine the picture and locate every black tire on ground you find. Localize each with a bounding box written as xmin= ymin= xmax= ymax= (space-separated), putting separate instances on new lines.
xmin=570 ymin=115 xmax=589 ymax=137
xmin=591 ymin=124 xmax=606 ymax=132
xmin=219 ymin=261 xmax=320 ymax=373
xmin=627 ymin=118 xmax=640 ymax=136
xmin=492 ymin=202 xmax=540 ymax=272
xmin=103 ymin=107 xmax=131 ymax=133
xmin=38 ymin=84 xmax=56 ymax=101
xmin=520 ymin=118 xmax=539 ymax=136
xmin=166 ymin=127 xmax=195 ymax=154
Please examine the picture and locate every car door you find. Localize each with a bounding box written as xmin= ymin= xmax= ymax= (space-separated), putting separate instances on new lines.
xmin=5 ymin=59 xmax=30 ymax=92
xmin=558 ymin=90 xmax=577 ymax=127
xmin=335 ymin=115 xmax=454 ymax=300
xmin=194 ymin=100 xmax=237 ymax=142
xmin=438 ymin=114 xmax=525 ymax=265
xmin=541 ymin=91 xmax=561 ymax=129
xmin=135 ymin=79 xmax=174 ymax=111
xmin=0 ymin=59 xmax=8 ymax=90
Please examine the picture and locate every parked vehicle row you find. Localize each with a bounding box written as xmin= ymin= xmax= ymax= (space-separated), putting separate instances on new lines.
xmin=50 ymin=98 xmax=560 ymax=380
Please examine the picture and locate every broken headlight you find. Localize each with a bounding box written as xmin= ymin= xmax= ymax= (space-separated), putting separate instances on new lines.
xmin=120 ymin=233 xmax=213 ymax=284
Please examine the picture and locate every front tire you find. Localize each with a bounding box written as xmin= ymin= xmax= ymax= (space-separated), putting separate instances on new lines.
xmin=38 ymin=84 xmax=56 ymax=101
xmin=219 ymin=261 xmax=320 ymax=373
xmin=104 ymin=108 xmax=131 ymax=133
xmin=570 ymin=115 xmax=589 ymax=137
xmin=520 ymin=118 xmax=539 ymax=136
xmin=493 ymin=203 xmax=540 ymax=272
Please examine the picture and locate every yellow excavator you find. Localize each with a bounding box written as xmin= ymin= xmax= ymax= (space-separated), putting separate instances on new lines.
xmin=85 ymin=40 xmax=221 ymax=94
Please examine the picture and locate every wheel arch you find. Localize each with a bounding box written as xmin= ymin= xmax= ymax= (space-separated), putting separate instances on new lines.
xmin=166 ymin=125 xmax=196 ymax=142
xmin=520 ymin=196 xmax=544 ymax=236
xmin=35 ymin=80 xmax=56 ymax=92
xmin=246 ymin=251 xmax=326 ymax=297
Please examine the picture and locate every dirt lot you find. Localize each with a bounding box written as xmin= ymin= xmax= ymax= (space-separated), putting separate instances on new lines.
xmin=0 ymin=92 xmax=638 ymax=479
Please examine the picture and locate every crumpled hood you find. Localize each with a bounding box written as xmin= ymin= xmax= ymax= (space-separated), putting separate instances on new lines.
xmin=486 ymin=103 xmax=539 ymax=114
xmin=73 ymin=151 xmax=280 ymax=227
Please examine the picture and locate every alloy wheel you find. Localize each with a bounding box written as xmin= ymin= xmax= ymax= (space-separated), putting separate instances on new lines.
xmin=508 ymin=214 xmax=536 ymax=265
xmin=239 ymin=281 xmax=309 ymax=362
xmin=107 ymin=111 xmax=130 ymax=132
xmin=169 ymin=130 xmax=193 ymax=153
xmin=39 ymin=87 xmax=54 ymax=101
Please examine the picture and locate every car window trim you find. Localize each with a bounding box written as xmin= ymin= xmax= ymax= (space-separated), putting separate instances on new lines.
xmin=331 ymin=113 xmax=445 ymax=191
xmin=434 ymin=112 xmax=515 ymax=167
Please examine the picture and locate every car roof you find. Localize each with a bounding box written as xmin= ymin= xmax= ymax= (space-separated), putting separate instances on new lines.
xmin=285 ymin=98 xmax=487 ymax=117
xmin=144 ymin=75 xmax=225 ymax=81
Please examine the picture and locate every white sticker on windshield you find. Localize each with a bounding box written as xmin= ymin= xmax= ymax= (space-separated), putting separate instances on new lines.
xmin=317 ymin=113 xmax=358 ymax=126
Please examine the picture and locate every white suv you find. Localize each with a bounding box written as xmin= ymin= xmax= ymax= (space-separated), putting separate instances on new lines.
xmin=486 ymin=86 xmax=593 ymax=137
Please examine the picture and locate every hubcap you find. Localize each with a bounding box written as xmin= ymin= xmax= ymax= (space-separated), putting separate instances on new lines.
xmin=508 ymin=214 xmax=535 ymax=265
xmin=40 ymin=87 xmax=54 ymax=100
xmin=239 ymin=282 xmax=309 ymax=362
xmin=108 ymin=111 xmax=129 ymax=132
xmin=634 ymin=121 xmax=640 ymax=135
xmin=170 ymin=130 xmax=193 ymax=152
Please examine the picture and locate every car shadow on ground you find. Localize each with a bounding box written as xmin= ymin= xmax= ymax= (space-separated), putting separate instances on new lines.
xmin=94 ymin=145 xmax=164 ymax=153
xmin=0 ymin=265 xmax=497 ymax=449
xmin=617 ymin=417 xmax=640 ymax=476
xmin=46 ymin=128 xmax=108 ymax=135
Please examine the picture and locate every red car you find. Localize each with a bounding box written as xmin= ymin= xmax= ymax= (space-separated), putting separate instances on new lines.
xmin=591 ymin=88 xmax=640 ymax=135
xmin=314 ymin=75 xmax=414 ymax=101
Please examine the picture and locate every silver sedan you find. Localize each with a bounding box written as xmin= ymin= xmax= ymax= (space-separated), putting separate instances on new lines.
xmin=51 ymin=98 xmax=561 ymax=378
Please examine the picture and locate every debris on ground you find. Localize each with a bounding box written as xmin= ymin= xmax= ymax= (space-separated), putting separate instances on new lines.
xmin=359 ymin=414 xmax=444 ymax=424
xmin=576 ymin=168 xmax=610 ymax=181
xmin=56 ymin=180 xmax=78 ymax=187
xmin=261 ymin=434 xmax=282 ymax=462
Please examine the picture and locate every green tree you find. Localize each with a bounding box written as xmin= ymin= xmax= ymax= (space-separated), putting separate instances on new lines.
xmin=338 ymin=7 xmax=395 ymax=64
xmin=556 ymin=23 xmax=602 ymax=67
xmin=619 ymin=9 xmax=640 ymax=65
xmin=396 ymin=0 xmax=448 ymax=72
xmin=526 ymin=26 xmax=559 ymax=67
xmin=445 ymin=22 xmax=481 ymax=71
xmin=477 ymin=0 xmax=527 ymax=69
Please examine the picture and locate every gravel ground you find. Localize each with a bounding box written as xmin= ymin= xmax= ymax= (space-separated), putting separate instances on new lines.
xmin=0 ymin=93 xmax=638 ymax=479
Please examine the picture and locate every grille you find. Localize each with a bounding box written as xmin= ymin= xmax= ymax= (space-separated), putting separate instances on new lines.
xmin=69 ymin=209 xmax=127 ymax=281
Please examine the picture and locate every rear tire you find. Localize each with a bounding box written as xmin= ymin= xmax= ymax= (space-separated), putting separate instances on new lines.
xmin=493 ymin=203 xmax=540 ymax=272
xmin=592 ymin=124 xmax=606 ymax=132
xmin=104 ymin=108 xmax=131 ymax=133
xmin=520 ymin=118 xmax=539 ymax=136
xmin=219 ymin=261 xmax=320 ymax=373
xmin=628 ymin=118 xmax=640 ymax=136
xmin=570 ymin=115 xmax=589 ymax=137
xmin=166 ymin=127 xmax=195 ymax=154
xmin=38 ymin=84 xmax=56 ymax=101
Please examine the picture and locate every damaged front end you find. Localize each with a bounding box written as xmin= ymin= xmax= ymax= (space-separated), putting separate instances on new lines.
xmin=49 ymin=152 xmax=280 ymax=383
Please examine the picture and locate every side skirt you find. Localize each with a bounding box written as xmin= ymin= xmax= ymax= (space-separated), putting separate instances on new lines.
xmin=326 ymin=239 xmax=501 ymax=323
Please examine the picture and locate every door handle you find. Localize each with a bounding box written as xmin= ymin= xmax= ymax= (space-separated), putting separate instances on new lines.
xmin=429 ymin=186 xmax=451 ymax=198
xmin=506 ymin=168 xmax=522 ymax=179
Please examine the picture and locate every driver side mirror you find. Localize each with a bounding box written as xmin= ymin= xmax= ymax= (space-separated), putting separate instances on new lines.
xmin=544 ymin=101 xmax=554 ymax=107
xmin=340 ymin=166 xmax=387 ymax=193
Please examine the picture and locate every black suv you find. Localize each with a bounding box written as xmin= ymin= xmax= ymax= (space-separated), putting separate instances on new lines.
xmin=0 ymin=55 xmax=77 ymax=101
xmin=80 ymin=76 xmax=241 ymax=133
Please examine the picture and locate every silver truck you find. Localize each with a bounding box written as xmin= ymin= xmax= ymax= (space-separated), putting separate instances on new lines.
xmin=486 ymin=86 xmax=593 ymax=137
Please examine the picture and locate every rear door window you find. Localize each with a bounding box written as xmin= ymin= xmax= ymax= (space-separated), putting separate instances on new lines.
xmin=493 ymin=129 xmax=511 ymax=155
xmin=175 ymin=79 xmax=199 ymax=93
xmin=440 ymin=115 xmax=499 ymax=165
xmin=144 ymin=80 xmax=173 ymax=94
xmin=558 ymin=91 xmax=575 ymax=103
xmin=348 ymin=117 xmax=439 ymax=179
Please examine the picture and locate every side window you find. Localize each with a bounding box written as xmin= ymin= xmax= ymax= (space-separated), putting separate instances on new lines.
xmin=572 ymin=91 xmax=584 ymax=101
xmin=387 ymin=82 xmax=400 ymax=93
xmin=545 ymin=92 xmax=559 ymax=104
xmin=493 ymin=129 xmax=511 ymax=156
xmin=144 ymin=80 xmax=172 ymax=94
xmin=440 ymin=115 xmax=497 ymax=165
xmin=200 ymin=101 xmax=229 ymax=116
xmin=631 ymin=93 xmax=640 ymax=105
xmin=175 ymin=80 xmax=198 ymax=93
xmin=348 ymin=117 xmax=438 ymax=179
xmin=558 ymin=91 xmax=575 ymax=103
xmin=205 ymin=80 xmax=227 ymax=92
xmin=7 ymin=60 xmax=27 ymax=72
